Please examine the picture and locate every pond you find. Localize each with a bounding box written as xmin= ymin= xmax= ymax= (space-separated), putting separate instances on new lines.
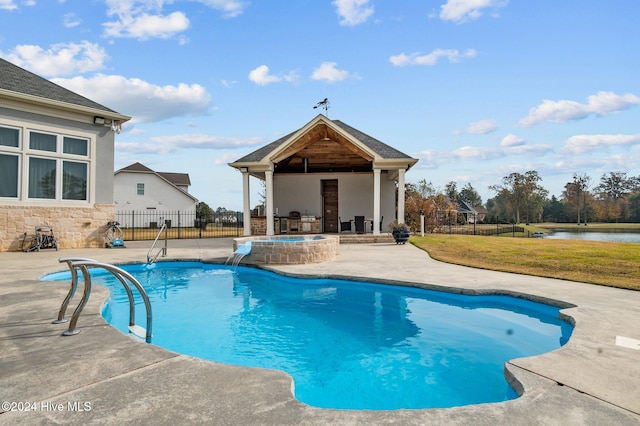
xmin=545 ymin=229 xmax=640 ymax=243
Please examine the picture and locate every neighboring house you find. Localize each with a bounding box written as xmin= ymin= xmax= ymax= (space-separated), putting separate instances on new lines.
xmin=0 ymin=58 xmax=130 ymax=251
xmin=114 ymin=162 xmax=197 ymax=228
xmin=229 ymin=114 xmax=418 ymax=236
xmin=457 ymin=199 xmax=487 ymax=224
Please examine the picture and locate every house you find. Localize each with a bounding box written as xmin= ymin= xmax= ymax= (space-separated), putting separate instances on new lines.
xmin=229 ymin=114 xmax=418 ymax=236
xmin=114 ymin=162 xmax=197 ymax=228
xmin=457 ymin=199 xmax=487 ymax=224
xmin=0 ymin=58 xmax=130 ymax=251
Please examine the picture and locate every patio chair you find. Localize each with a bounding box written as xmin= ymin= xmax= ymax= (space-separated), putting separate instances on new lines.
xmin=370 ymin=216 xmax=383 ymax=233
xmin=354 ymin=216 xmax=365 ymax=234
xmin=339 ymin=217 xmax=352 ymax=233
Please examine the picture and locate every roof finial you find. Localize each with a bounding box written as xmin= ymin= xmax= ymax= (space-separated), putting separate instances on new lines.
xmin=313 ymin=98 xmax=330 ymax=117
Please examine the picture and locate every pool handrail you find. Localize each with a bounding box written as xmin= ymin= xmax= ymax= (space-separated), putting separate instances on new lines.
xmin=147 ymin=222 xmax=168 ymax=265
xmin=55 ymin=258 xmax=153 ymax=343
xmin=53 ymin=257 xmax=95 ymax=324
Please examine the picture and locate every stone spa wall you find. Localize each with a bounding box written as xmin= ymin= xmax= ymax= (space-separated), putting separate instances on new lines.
xmin=233 ymin=235 xmax=339 ymax=265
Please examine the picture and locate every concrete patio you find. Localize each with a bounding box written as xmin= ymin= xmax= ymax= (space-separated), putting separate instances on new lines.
xmin=1 ymin=238 xmax=639 ymax=425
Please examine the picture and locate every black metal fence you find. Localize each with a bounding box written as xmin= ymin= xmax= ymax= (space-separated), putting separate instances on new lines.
xmin=432 ymin=223 xmax=525 ymax=236
xmin=115 ymin=210 xmax=244 ymax=241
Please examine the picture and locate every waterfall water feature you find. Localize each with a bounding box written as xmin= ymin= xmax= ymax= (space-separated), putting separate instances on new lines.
xmin=225 ymin=242 xmax=252 ymax=268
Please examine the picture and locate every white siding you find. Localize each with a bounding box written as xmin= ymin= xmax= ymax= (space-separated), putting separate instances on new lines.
xmin=114 ymin=172 xmax=196 ymax=213
xmin=273 ymin=172 xmax=395 ymax=231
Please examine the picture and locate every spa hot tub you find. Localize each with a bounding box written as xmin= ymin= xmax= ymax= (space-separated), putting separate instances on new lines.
xmin=232 ymin=235 xmax=339 ymax=265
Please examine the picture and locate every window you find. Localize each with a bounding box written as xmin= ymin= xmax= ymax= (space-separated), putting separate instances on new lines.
xmin=0 ymin=154 xmax=19 ymax=197
xmin=0 ymin=126 xmax=19 ymax=147
xmin=63 ymin=161 xmax=88 ymax=200
xmin=137 ymin=183 xmax=145 ymax=195
xmin=28 ymin=157 xmax=56 ymax=199
xmin=30 ymin=131 xmax=57 ymax=152
xmin=0 ymin=123 xmax=91 ymax=201
xmin=63 ymin=136 xmax=88 ymax=156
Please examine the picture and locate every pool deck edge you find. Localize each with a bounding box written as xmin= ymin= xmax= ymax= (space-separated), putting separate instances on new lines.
xmin=1 ymin=238 xmax=639 ymax=425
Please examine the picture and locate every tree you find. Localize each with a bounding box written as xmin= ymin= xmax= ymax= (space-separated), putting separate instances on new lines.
xmin=564 ymin=173 xmax=591 ymax=225
xmin=444 ymin=181 xmax=458 ymax=202
xmin=595 ymin=172 xmax=632 ymax=222
xmin=489 ymin=171 xmax=547 ymax=224
xmin=459 ymin=183 xmax=483 ymax=207
xmin=596 ymin=171 xmax=631 ymax=200
xmin=629 ymin=193 xmax=640 ymax=222
xmin=542 ymin=195 xmax=568 ymax=222
xmin=196 ymin=202 xmax=213 ymax=223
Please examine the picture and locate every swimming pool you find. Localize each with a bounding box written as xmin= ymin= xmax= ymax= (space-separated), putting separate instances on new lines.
xmin=45 ymin=262 xmax=573 ymax=410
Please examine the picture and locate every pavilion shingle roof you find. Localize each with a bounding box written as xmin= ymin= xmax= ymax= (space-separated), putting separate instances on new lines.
xmin=0 ymin=57 xmax=119 ymax=114
xmin=234 ymin=118 xmax=412 ymax=163
xmin=331 ymin=120 xmax=412 ymax=159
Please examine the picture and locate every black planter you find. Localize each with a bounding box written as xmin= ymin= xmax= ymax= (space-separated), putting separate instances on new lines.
xmin=392 ymin=229 xmax=410 ymax=244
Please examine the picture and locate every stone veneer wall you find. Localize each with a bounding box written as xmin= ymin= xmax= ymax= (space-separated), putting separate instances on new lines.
xmin=0 ymin=204 xmax=116 ymax=252
xmin=250 ymin=216 xmax=322 ymax=235
xmin=233 ymin=235 xmax=339 ymax=265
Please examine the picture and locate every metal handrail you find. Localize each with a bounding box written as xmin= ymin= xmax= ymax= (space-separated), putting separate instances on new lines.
xmin=55 ymin=258 xmax=153 ymax=343
xmin=147 ymin=222 xmax=168 ymax=264
xmin=53 ymin=257 xmax=97 ymax=324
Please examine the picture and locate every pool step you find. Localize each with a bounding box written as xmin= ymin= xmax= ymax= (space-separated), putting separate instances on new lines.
xmin=339 ymin=234 xmax=395 ymax=244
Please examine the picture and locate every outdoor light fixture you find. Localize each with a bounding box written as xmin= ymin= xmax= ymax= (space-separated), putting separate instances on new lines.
xmin=94 ymin=116 xmax=121 ymax=133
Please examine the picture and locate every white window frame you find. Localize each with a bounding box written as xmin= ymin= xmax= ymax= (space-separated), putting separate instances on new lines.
xmin=0 ymin=124 xmax=22 ymax=199
xmin=0 ymin=120 xmax=95 ymax=204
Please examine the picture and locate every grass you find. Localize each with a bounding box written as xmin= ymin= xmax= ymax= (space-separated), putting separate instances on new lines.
xmin=410 ymin=232 xmax=640 ymax=291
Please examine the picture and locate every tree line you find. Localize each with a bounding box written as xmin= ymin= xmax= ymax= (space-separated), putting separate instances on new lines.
xmin=406 ymin=171 xmax=640 ymax=227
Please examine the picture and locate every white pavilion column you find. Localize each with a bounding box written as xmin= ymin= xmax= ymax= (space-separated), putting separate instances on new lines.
xmin=397 ymin=168 xmax=406 ymax=224
xmin=265 ymin=169 xmax=274 ymax=236
xmin=373 ymin=169 xmax=381 ymax=235
xmin=241 ymin=170 xmax=251 ymax=236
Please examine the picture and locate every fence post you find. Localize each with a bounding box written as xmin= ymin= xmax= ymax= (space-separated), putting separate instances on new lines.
xmin=131 ymin=211 xmax=135 ymax=241
xmin=178 ymin=211 xmax=181 ymax=239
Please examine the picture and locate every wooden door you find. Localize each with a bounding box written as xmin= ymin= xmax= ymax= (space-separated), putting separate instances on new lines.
xmin=322 ymin=179 xmax=338 ymax=233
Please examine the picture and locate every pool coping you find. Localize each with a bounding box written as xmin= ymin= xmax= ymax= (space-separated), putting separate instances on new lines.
xmin=1 ymin=238 xmax=639 ymax=424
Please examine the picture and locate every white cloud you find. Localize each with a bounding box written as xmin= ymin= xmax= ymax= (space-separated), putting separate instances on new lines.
xmin=454 ymin=119 xmax=497 ymax=134
xmin=249 ymin=65 xmax=281 ymax=86
xmin=500 ymin=133 xmax=524 ymax=147
xmin=0 ymin=0 xmax=17 ymax=11
xmin=1 ymin=42 xmax=108 ymax=76
xmin=333 ymin=0 xmax=374 ymax=26
xmin=389 ymin=48 xmax=476 ymax=66
xmin=104 ymin=11 xmax=190 ymax=40
xmin=102 ymin=0 xmax=247 ymax=40
xmin=518 ymin=91 xmax=640 ymax=127
xmin=63 ymin=13 xmax=81 ymax=28
xmin=310 ymin=62 xmax=353 ymax=83
xmin=52 ymin=74 xmax=212 ymax=123
xmin=197 ymin=0 xmax=248 ymax=18
xmin=248 ymin=65 xmax=300 ymax=86
xmin=440 ymin=0 xmax=508 ymax=24
xmin=562 ymin=134 xmax=640 ymax=155
xmin=417 ymin=140 xmax=551 ymax=164
xmin=116 ymin=134 xmax=263 ymax=155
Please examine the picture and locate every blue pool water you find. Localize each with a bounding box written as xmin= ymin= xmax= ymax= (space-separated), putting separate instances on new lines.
xmin=44 ymin=262 xmax=573 ymax=410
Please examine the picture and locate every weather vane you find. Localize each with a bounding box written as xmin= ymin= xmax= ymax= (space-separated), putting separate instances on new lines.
xmin=313 ymin=98 xmax=330 ymax=117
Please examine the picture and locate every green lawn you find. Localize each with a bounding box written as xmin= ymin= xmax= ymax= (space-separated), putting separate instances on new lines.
xmin=410 ymin=230 xmax=640 ymax=291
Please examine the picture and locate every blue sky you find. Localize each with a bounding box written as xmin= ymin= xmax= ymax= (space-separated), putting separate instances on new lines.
xmin=1 ymin=0 xmax=639 ymax=210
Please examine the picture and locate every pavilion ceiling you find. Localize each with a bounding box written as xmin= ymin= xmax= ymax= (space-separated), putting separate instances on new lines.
xmin=273 ymin=124 xmax=374 ymax=173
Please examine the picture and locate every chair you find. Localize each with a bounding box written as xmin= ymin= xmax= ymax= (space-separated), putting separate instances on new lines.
xmin=339 ymin=217 xmax=352 ymax=233
xmin=371 ymin=216 xmax=383 ymax=233
xmin=354 ymin=216 xmax=365 ymax=234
